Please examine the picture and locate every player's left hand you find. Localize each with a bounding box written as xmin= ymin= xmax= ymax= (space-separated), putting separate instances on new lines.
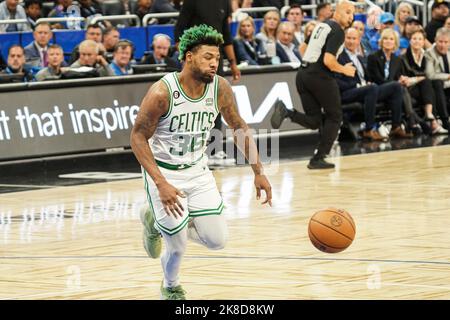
xmin=254 ymin=174 xmax=272 ymax=206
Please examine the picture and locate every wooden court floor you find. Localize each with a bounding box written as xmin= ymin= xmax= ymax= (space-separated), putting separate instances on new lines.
xmin=0 ymin=145 xmax=449 ymax=300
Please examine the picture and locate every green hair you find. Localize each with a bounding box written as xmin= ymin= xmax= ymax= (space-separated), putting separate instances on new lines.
xmin=178 ymin=24 xmax=224 ymax=61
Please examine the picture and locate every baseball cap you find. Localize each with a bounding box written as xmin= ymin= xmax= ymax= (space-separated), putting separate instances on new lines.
xmin=432 ymin=0 xmax=449 ymax=10
xmin=379 ymin=12 xmax=395 ymax=24
xmin=405 ymin=16 xmax=421 ymax=24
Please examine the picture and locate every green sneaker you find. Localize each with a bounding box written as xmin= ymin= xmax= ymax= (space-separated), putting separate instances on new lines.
xmin=160 ymin=281 xmax=186 ymax=300
xmin=140 ymin=206 xmax=162 ymax=259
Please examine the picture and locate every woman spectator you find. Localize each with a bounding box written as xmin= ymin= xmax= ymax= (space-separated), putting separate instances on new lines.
xmin=394 ymin=2 xmax=414 ymax=34
xmin=255 ymin=10 xmax=280 ymax=61
xmin=233 ymin=16 xmax=266 ymax=65
xmin=304 ymin=20 xmax=318 ymax=39
xmin=367 ymin=28 xmax=415 ymax=138
xmin=400 ymin=29 xmax=447 ymax=134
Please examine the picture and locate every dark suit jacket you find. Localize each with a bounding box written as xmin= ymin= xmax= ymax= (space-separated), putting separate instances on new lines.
xmin=233 ymin=38 xmax=265 ymax=65
xmin=335 ymin=49 xmax=367 ymax=92
xmin=24 ymin=42 xmax=43 ymax=67
xmin=140 ymin=52 xmax=180 ymax=70
xmin=275 ymin=42 xmax=301 ymax=63
xmin=367 ymin=49 xmax=402 ymax=84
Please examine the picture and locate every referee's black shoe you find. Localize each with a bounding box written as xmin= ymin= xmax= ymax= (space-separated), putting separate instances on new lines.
xmin=270 ymin=99 xmax=291 ymax=129
xmin=307 ymin=156 xmax=335 ymax=170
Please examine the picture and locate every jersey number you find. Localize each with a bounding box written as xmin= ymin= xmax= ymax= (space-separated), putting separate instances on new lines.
xmin=169 ymin=133 xmax=207 ymax=156
xmin=314 ymin=26 xmax=324 ymax=39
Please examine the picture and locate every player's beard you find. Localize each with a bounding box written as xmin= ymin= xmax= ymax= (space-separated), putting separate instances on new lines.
xmin=191 ymin=62 xmax=215 ymax=84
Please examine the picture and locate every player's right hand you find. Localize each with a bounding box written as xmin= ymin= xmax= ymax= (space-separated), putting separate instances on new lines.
xmin=157 ymin=182 xmax=186 ymax=218
xmin=343 ymin=63 xmax=356 ymax=77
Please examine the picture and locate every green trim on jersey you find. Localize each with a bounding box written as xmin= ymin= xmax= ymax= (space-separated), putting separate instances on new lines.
xmin=189 ymin=201 xmax=224 ymax=217
xmin=160 ymin=78 xmax=173 ymax=119
xmin=214 ymin=75 xmax=219 ymax=113
xmin=155 ymin=156 xmax=203 ymax=170
xmin=174 ymin=72 xmax=209 ymax=102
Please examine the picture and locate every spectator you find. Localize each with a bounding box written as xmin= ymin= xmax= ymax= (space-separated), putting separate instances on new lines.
xmin=70 ymin=40 xmax=114 ymax=77
xmin=69 ymin=23 xmax=103 ymax=64
xmin=35 ymin=44 xmax=66 ymax=81
xmin=24 ymin=22 xmax=53 ymax=69
xmin=394 ymin=1 xmax=414 ymax=34
xmin=365 ymin=5 xmax=383 ymax=40
xmin=109 ymin=40 xmax=134 ymax=75
xmin=78 ymin=0 xmax=103 ymax=19
xmin=286 ymin=4 xmax=304 ymax=47
xmin=401 ymin=16 xmax=432 ymax=50
xmin=140 ymin=34 xmax=179 ymax=70
xmin=316 ymin=2 xmax=332 ymax=22
xmin=425 ymin=0 xmax=449 ymax=43
xmin=231 ymin=0 xmax=256 ymax=21
xmin=102 ymin=27 xmax=120 ymax=62
xmin=0 ymin=0 xmax=32 ymax=32
xmin=370 ymin=12 xmax=401 ymax=52
xmin=24 ymin=0 xmax=42 ymax=30
xmin=445 ymin=16 xmax=450 ymax=29
xmin=401 ymin=29 xmax=447 ymax=134
xmin=150 ymin=0 xmax=178 ymax=24
xmin=352 ymin=20 xmax=372 ymax=59
xmin=336 ymin=28 xmax=403 ymax=140
xmin=1 ymin=45 xmax=33 ymax=82
xmin=233 ymin=16 xmax=266 ymax=65
xmin=136 ymin=0 xmax=153 ymax=24
xmin=425 ymin=27 xmax=450 ymax=131
xmin=255 ymin=10 xmax=280 ymax=61
xmin=276 ymin=21 xmax=301 ymax=63
xmin=48 ymin=0 xmax=83 ymax=30
xmin=304 ymin=20 xmax=317 ymax=40
xmin=367 ymin=28 xmax=414 ymax=138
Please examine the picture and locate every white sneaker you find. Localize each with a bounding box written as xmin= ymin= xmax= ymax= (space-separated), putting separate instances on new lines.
xmin=207 ymin=151 xmax=236 ymax=167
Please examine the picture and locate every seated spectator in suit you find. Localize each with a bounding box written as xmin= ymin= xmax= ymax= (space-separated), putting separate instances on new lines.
xmin=352 ymin=20 xmax=372 ymax=59
xmin=316 ymin=2 xmax=332 ymax=22
xmin=336 ymin=28 xmax=403 ymax=141
xmin=367 ymin=28 xmax=414 ymax=138
xmin=78 ymin=0 xmax=103 ymax=19
xmin=35 ymin=44 xmax=66 ymax=81
xmin=425 ymin=27 xmax=450 ymax=131
xmin=1 ymin=45 xmax=34 ymax=82
xmin=0 ymin=0 xmax=32 ymax=32
xmin=109 ymin=40 xmax=134 ymax=75
xmin=401 ymin=29 xmax=447 ymax=134
xmin=70 ymin=40 xmax=114 ymax=77
xmin=276 ymin=22 xmax=301 ymax=63
xmin=140 ymin=34 xmax=179 ymax=70
xmin=255 ymin=10 xmax=280 ymax=60
xmin=233 ymin=16 xmax=266 ymax=66
xmin=102 ymin=27 xmax=120 ymax=62
xmin=24 ymin=22 xmax=53 ymax=69
xmin=69 ymin=23 xmax=104 ymax=64
xmin=48 ymin=0 xmax=83 ymax=30
xmin=286 ymin=4 xmax=304 ymax=47
xmin=25 ymin=0 xmax=42 ymax=30
xmin=425 ymin=0 xmax=449 ymax=43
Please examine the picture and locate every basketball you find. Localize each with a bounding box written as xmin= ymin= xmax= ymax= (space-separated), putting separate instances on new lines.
xmin=308 ymin=208 xmax=356 ymax=253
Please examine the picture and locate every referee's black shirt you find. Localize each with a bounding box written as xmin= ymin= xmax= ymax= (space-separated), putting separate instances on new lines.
xmin=174 ymin=0 xmax=233 ymax=46
xmin=302 ymin=20 xmax=344 ymax=76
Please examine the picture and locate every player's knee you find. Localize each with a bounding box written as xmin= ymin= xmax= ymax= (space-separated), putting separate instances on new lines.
xmin=205 ymin=232 xmax=227 ymax=250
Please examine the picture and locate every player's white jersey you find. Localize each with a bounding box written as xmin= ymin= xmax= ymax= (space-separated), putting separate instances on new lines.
xmin=149 ymin=72 xmax=219 ymax=169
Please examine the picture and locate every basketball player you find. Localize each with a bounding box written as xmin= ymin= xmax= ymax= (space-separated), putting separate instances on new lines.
xmin=271 ymin=0 xmax=356 ymax=170
xmin=130 ymin=25 xmax=272 ymax=300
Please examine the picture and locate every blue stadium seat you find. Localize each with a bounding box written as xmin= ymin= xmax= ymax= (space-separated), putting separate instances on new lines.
xmin=118 ymin=27 xmax=147 ymax=59
xmin=0 ymin=33 xmax=21 ymax=60
xmin=53 ymin=29 xmax=86 ymax=54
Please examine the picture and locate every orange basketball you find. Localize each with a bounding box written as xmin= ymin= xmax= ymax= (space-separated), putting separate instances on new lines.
xmin=308 ymin=208 xmax=356 ymax=253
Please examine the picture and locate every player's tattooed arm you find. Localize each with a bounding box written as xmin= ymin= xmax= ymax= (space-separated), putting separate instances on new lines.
xmin=131 ymin=80 xmax=186 ymax=216
xmin=130 ymin=80 xmax=169 ymax=187
xmin=218 ymin=77 xmax=272 ymax=205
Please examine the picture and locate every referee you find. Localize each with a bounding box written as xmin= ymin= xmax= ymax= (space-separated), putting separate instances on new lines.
xmin=271 ymin=0 xmax=356 ymax=170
